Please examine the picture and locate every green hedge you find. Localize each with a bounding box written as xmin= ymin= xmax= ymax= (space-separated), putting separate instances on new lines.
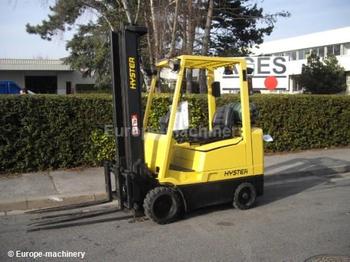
xmin=245 ymin=95 xmax=350 ymax=151
xmin=0 ymin=94 xmax=349 ymax=173
xmin=0 ymin=95 xmax=112 ymax=173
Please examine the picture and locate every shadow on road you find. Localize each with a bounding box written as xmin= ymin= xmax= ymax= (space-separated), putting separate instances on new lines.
xmin=265 ymin=156 xmax=350 ymax=177
xmin=258 ymin=177 xmax=329 ymax=207
xmin=184 ymin=156 xmax=350 ymax=221
xmin=259 ymin=156 xmax=350 ymax=206
xmin=184 ymin=177 xmax=331 ymax=221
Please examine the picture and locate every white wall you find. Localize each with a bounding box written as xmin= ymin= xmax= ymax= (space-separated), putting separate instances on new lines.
xmin=254 ymin=27 xmax=350 ymax=55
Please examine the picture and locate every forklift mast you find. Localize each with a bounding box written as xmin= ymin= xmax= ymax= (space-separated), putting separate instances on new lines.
xmin=110 ymin=25 xmax=148 ymax=209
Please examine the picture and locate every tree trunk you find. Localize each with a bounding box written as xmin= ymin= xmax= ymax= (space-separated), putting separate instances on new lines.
xmin=150 ymin=0 xmax=160 ymax=61
xmin=141 ymin=8 xmax=153 ymax=90
xmin=168 ymin=0 xmax=180 ymax=58
xmin=201 ymin=0 xmax=214 ymax=55
xmin=120 ymin=0 xmax=133 ymax=24
xmin=185 ymin=0 xmax=195 ymax=93
xmin=199 ymin=0 xmax=214 ymax=93
xmin=133 ymin=0 xmax=141 ymax=24
xmin=143 ymin=8 xmax=154 ymax=70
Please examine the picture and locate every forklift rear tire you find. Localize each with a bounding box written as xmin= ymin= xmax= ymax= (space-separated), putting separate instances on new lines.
xmin=233 ymin=182 xmax=256 ymax=210
xmin=143 ymin=187 xmax=181 ymax=224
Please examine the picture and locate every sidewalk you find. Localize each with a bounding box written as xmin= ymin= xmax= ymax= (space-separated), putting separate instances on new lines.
xmin=1 ymin=148 xmax=350 ymax=213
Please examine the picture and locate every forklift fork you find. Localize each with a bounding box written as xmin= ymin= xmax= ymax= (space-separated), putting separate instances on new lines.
xmin=27 ymin=162 xmax=116 ymax=215
xmin=26 ymin=162 xmax=141 ymax=231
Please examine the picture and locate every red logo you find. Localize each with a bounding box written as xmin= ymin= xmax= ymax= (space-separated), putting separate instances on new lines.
xmin=264 ymin=76 xmax=278 ymax=90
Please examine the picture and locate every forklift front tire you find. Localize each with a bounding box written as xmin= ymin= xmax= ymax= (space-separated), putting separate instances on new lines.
xmin=233 ymin=182 xmax=256 ymax=210
xmin=143 ymin=187 xmax=181 ymax=224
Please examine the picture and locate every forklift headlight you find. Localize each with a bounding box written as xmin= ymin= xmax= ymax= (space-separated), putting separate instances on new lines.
xmin=169 ymin=59 xmax=180 ymax=72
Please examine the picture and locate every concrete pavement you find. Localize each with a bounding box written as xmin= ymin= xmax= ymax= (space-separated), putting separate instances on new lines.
xmin=0 ymin=167 xmax=108 ymax=213
xmin=1 ymin=148 xmax=350 ymax=213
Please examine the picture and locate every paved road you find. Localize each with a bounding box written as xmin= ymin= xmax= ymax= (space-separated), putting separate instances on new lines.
xmin=1 ymin=174 xmax=350 ymax=262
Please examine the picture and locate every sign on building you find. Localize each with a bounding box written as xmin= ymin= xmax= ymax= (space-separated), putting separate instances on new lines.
xmin=215 ymin=56 xmax=288 ymax=93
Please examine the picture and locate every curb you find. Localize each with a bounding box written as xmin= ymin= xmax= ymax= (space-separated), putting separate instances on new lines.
xmin=0 ymin=192 xmax=107 ymax=215
xmin=264 ymin=164 xmax=350 ymax=183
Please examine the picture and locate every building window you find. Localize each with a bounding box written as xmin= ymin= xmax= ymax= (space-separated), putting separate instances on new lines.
xmin=298 ymin=49 xmax=306 ymax=60
xmin=326 ymin=44 xmax=341 ymax=56
xmin=326 ymin=45 xmax=333 ymax=56
xmin=318 ymin=46 xmax=325 ymax=57
xmin=290 ymin=51 xmax=297 ymax=60
xmin=305 ymin=49 xmax=314 ymax=59
xmin=333 ymin=44 xmax=340 ymax=56
xmin=310 ymin=48 xmax=316 ymax=55
xmin=344 ymin=43 xmax=350 ymax=55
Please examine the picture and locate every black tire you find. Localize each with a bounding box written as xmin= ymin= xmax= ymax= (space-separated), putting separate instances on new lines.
xmin=233 ymin=182 xmax=256 ymax=210
xmin=143 ymin=187 xmax=181 ymax=224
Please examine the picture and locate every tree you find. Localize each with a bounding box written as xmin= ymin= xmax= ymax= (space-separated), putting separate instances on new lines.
xmin=197 ymin=0 xmax=289 ymax=92
xmin=64 ymin=20 xmax=111 ymax=87
xmin=26 ymin=0 xmax=289 ymax=91
xmin=210 ymin=0 xmax=289 ymax=56
xmin=198 ymin=0 xmax=213 ymax=93
xmin=298 ymin=52 xmax=346 ymax=94
xmin=26 ymin=0 xmax=139 ymax=88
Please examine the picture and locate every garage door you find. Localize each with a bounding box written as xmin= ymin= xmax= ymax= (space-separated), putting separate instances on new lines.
xmin=25 ymin=76 xmax=57 ymax=94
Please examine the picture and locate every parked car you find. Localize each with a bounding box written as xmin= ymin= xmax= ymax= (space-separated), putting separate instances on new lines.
xmin=0 ymin=80 xmax=34 ymax=94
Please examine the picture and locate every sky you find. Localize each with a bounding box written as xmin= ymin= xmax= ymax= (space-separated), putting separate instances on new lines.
xmin=0 ymin=0 xmax=350 ymax=59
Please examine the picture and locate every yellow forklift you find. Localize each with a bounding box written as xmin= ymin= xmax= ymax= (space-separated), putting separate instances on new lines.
xmin=109 ymin=25 xmax=264 ymax=224
xmin=29 ymin=25 xmax=264 ymax=229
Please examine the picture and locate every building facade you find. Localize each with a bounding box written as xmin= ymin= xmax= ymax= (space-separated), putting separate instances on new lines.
xmin=0 ymin=59 xmax=95 ymax=94
xmin=252 ymin=27 xmax=350 ymax=93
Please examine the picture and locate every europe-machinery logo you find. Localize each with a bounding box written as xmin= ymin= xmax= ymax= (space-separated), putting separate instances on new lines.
xmin=128 ymin=57 xmax=137 ymax=89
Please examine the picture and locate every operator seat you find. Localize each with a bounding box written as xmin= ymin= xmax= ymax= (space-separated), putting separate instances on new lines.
xmin=187 ymin=104 xmax=236 ymax=144
xmin=159 ymin=104 xmax=238 ymax=144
